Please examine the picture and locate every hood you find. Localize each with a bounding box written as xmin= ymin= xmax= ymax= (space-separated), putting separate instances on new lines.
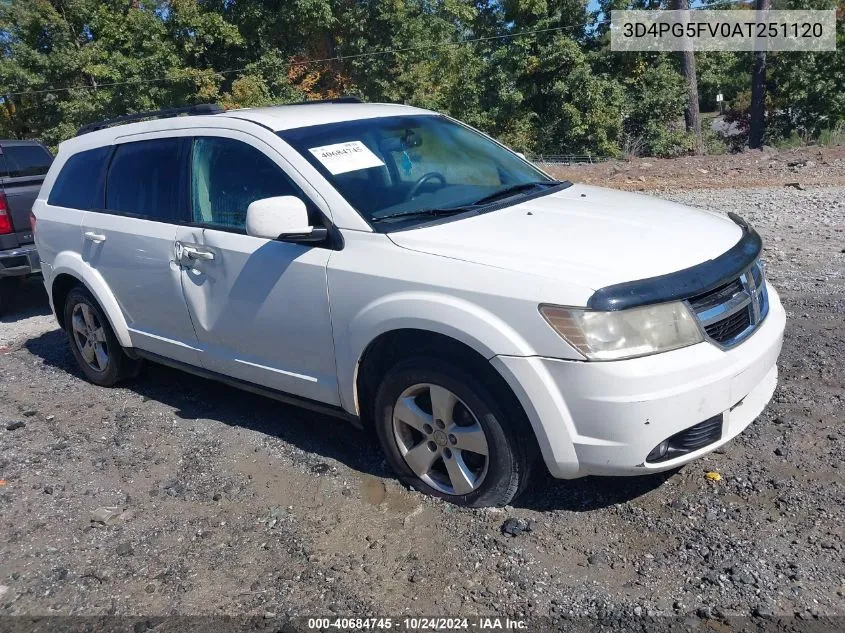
xmin=387 ymin=184 xmax=744 ymax=291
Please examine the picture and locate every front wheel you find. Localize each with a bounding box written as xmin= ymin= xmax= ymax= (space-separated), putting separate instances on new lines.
xmin=373 ymin=357 xmax=533 ymax=507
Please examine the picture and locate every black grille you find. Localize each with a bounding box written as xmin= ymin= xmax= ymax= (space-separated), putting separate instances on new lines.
xmin=704 ymin=307 xmax=752 ymax=343
xmin=687 ymin=261 xmax=768 ymax=348
xmin=689 ymin=279 xmax=743 ymax=313
xmin=672 ymin=415 xmax=723 ymax=451
xmin=647 ymin=414 xmax=724 ymax=463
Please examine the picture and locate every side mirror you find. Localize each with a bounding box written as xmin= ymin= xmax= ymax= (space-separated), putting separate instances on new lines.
xmin=245 ymin=196 xmax=327 ymax=244
xmin=514 ymin=152 xmax=527 ymax=161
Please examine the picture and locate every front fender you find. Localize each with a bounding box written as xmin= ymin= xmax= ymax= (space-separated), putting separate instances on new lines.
xmin=50 ymin=250 xmax=132 ymax=348
xmin=337 ymin=291 xmax=535 ymax=414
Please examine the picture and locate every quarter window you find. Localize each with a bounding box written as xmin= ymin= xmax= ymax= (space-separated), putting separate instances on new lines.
xmin=48 ymin=147 xmax=110 ymax=210
xmin=191 ymin=137 xmax=300 ymax=230
xmin=106 ymin=138 xmax=185 ymax=222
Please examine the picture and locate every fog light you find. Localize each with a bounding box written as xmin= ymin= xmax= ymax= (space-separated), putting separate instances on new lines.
xmin=647 ymin=440 xmax=670 ymax=462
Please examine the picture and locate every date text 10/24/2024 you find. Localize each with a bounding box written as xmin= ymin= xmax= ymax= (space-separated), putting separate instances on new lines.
xmin=306 ymin=617 xmax=528 ymax=631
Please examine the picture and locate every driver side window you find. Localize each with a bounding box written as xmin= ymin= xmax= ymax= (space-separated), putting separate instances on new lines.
xmin=191 ymin=137 xmax=301 ymax=230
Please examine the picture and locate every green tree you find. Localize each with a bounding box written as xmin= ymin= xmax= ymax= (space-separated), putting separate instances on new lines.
xmin=0 ymin=0 xmax=243 ymax=144
xmin=621 ymin=58 xmax=693 ymax=156
xmin=485 ymin=0 xmax=624 ymax=155
xmin=766 ymin=6 xmax=845 ymax=141
xmin=1 ymin=0 xmax=841 ymax=155
xmin=696 ymin=52 xmax=749 ymax=113
xmin=594 ymin=0 xmax=693 ymax=156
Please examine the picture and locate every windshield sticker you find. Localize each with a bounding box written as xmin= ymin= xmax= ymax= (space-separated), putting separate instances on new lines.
xmin=308 ymin=141 xmax=385 ymax=175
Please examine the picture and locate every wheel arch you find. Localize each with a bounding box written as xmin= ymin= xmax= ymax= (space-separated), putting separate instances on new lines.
xmin=50 ymin=252 xmax=132 ymax=348
xmin=340 ymin=291 xmax=535 ymax=412
xmin=353 ymin=328 xmax=536 ymax=449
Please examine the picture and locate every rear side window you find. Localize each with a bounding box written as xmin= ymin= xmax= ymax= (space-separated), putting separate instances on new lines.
xmin=47 ymin=147 xmax=111 ymax=210
xmin=1 ymin=144 xmax=53 ymax=178
xmin=106 ymin=138 xmax=185 ymax=222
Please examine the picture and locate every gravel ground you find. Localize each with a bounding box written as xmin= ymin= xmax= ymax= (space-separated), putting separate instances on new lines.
xmin=0 ymin=186 xmax=843 ymax=625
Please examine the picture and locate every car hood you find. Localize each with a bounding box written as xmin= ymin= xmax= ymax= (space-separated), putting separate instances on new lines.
xmin=387 ymin=184 xmax=744 ymax=291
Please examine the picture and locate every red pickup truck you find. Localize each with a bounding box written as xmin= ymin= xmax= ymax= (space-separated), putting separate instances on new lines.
xmin=0 ymin=140 xmax=53 ymax=314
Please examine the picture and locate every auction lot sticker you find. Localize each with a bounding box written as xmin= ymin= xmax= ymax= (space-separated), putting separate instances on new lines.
xmin=309 ymin=141 xmax=385 ymax=175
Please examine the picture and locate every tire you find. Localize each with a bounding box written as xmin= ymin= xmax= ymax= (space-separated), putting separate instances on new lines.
xmin=0 ymin=279 xmax=9 ymax=316
xmin=63 ymin=286 xmax=139 ymax=386
xmin=373 ymin=356 xmax=534 ymax=507
xmin=0 ymin=277 xmax=21 ymax=316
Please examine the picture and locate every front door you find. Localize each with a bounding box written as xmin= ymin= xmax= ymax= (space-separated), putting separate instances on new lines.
xmin=82 ymin=136 xmax=203 ymax=366
xmin=178 ymin=134 xmax=339 ymax=405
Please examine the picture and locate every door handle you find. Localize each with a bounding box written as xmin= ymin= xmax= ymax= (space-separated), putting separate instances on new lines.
xmin=84 ymin=231 xmax=106 ymax=244
xmin=182 ymin=245 xmax=215 ymax=261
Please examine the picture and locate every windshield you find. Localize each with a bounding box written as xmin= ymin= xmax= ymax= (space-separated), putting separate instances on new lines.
xmin=279 ymin=115 xmax=556 ymax=229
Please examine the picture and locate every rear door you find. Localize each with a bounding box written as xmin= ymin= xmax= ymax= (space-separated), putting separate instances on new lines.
xmin=81 ymin=136 xmax=202 ymax=366
xmin=0 ymin=142 xmax=53 ymax=248
xmin=179 ymin=132 xmax=339 ymax=404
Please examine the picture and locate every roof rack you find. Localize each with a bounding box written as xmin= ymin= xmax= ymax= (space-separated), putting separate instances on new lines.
xmin=296 ymin=96 xmax=363 ymax=105
xmin=76 ymin=103 xmax=224 ymax=136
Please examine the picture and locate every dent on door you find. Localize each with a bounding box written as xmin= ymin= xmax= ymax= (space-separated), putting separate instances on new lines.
xmin=175 ymin=225 xmax=208 ymax=321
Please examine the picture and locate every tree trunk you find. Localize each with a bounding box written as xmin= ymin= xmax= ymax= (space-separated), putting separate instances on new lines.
xmin=673 ymin=0 xmax=702 ymax=154
xmin=749 ymin=0 xmax=771 ymax=149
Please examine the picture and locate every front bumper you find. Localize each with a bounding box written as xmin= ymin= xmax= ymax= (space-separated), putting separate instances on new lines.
xmin=492 ymin=283 xmax=786 ymax=479
xmin=0 ymin=243 xmax=41 ymax=278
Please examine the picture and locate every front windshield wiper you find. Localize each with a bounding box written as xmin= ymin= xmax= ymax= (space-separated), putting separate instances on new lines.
xmin=370 ymin=206 xmax=476 ymax=223
xmin=370 ymin=180 xmax=564 ymax=224
xmin=469 ymin=180 xmax=563 ymax=207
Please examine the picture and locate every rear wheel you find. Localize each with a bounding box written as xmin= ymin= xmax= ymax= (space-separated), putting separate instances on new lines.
xmin=373 ymin=357 xmax=533 ymax=507
xmin=63 ymin=286 xmax=139 ymax=386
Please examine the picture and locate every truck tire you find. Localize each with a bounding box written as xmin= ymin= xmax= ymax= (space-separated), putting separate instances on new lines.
xmin=0 ymin=279 xmax=8 ymax=316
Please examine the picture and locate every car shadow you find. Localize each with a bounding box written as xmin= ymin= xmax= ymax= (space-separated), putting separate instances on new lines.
xmin=0 ymin=278 xmax=51 ymax=322
xmin=24 ymin=329 xmax=389 ymax=480
xmin=24 ymin=328 xmax=676 ymax=512
xmin=513 ymin=468 xmax=679 ymax=512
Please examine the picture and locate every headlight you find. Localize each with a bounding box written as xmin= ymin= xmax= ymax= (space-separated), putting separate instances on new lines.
xmin=539 ymin=302 xmax=703 ymax=361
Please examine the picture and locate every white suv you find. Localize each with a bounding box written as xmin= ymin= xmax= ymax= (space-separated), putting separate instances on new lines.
xmin=33 ymin=100 xmax=785 ymax=506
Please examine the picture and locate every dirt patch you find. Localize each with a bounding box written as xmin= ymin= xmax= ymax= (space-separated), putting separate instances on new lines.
xmin=545 ymin=145 xmax=845 ymax=192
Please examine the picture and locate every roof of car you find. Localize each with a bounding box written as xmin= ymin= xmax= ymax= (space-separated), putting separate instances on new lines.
xmin=219 ymin=102 xmax=434 ymax=131
xmin=59 ymin=101 xmax=436 ymax=154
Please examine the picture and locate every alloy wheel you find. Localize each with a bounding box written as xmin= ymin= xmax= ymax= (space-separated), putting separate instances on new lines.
xmin=392 ymin=383 xmax=489 ymax=496
xmin=71 ymin=303 xmax=109 ymax=373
